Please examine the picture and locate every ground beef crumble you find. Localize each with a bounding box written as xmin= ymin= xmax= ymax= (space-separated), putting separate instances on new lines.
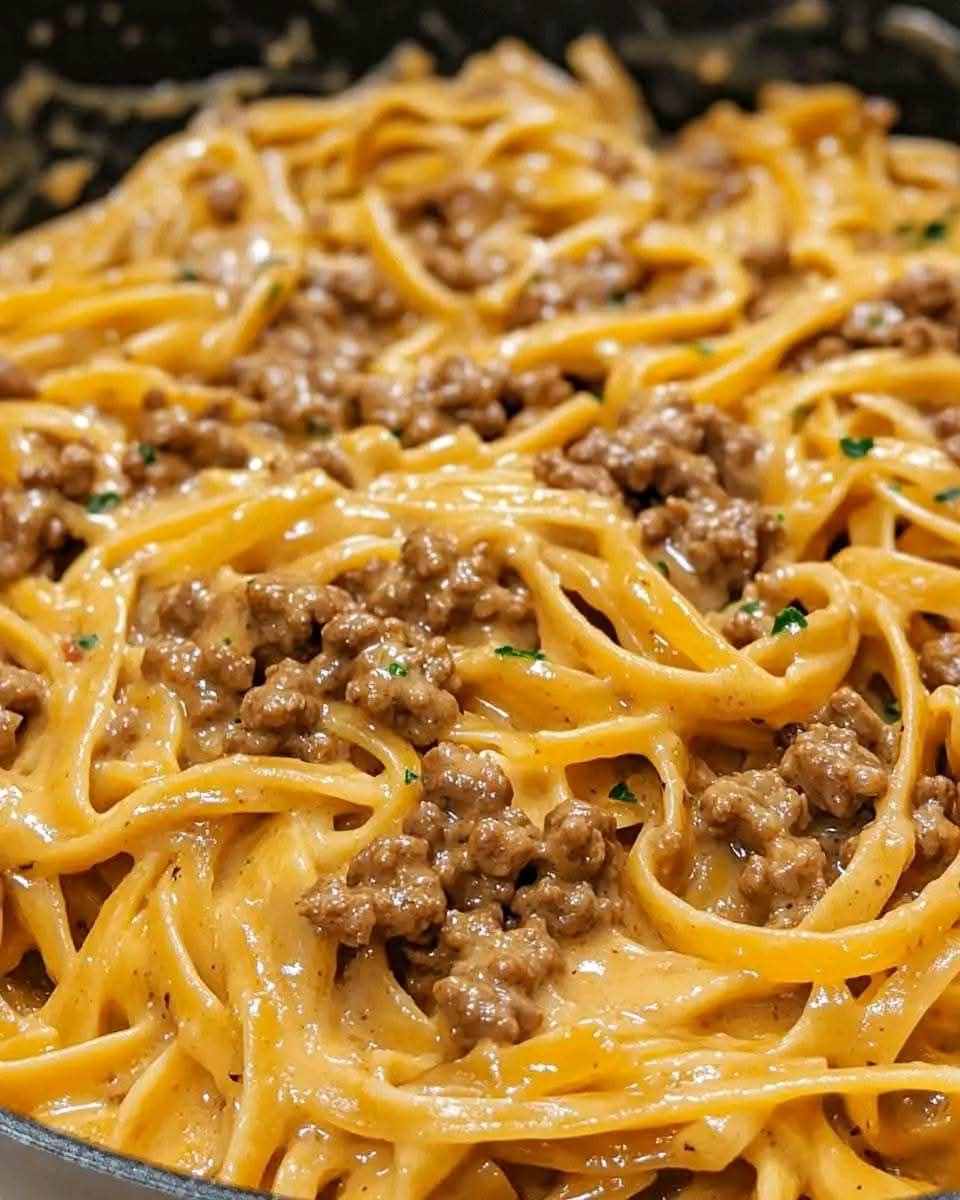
xmin=137 ymin=528 xmax=531 ymax=764
xmin=536 ymin=388 xmax=779 ymax=605
xmin=359 ymin=356 xmax=574 ymax=447
xmin=0 ymin=487 xmax=72 ymax=585
xmin=301 ymin=742 xmax=621 ymax=1048
xmin=121 ymin=390 xmax=248 ymax=488
xmin=231 ymin=254 xmax=408 ymax=434
xmin=0 ymin=661 xmax=46 ymax=765
xmin=696 ymin=686 xmax=896 ymax=926
xmin=394 ymin=173 xmax=510 ymax=291
xmin=788 ymin=266 xmax=960 ymax=370
xmin=919 ymin=632 xmax=960 ymax=690
xmin=507 ymin=240 xmax=645 ymax=327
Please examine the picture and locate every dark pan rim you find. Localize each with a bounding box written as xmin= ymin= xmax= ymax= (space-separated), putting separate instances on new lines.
xmin=0 ymin=1107 xmax=268 ymax=1198
xmin=4 ymin=1105 xmax=960 ymax=1200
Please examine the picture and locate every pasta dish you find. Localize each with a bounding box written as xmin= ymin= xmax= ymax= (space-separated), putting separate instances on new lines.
xmin=3 ymin=35 xmax=960 ymax=1199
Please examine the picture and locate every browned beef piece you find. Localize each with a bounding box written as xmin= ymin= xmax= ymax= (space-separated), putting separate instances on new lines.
xmin=0 ymin=661 xmax=46 ymax=766
xmin=912 ymin=775 xmax=960 ymax=865
xmin=780 ymin=724 xmax=889 ymax=819
xmin=701 ymin=768 xmax=810 ymax=851
xmin=814 ymin=685 xmax=898 ymax=763
xmin=535 ymin=390 xmax=776 ymax=606
xmin=395 ymin=174 xmax=508 ymax=290
xmin=302 ymin=743 xmax=621 ymax=1047
xmin=738 ymin=835 xmax=828 ymax=927
xmin=357 ymin=528 xmax=531 ymax=634
xmin=301 ymin=835 xmax=447 ymax=947
xmin=788 ymin=267 xmax=960 ymax=370
xmin=141 ymin=636 xmax=254 ymax=723
xmin=245 ymin=576 xmax=350 ymax=667
xmin=122 ymin=393 xmax=248 ymax=489
xmin=638 ymin=492 xmax=781 ymax=600
xmin=156 ymin=580 xmax=214 ymax=637
xmin=18 ymin=437 xmax=98 ymax=501
xmin=230 ymin=255 xmax=406 ymax=434
xmin=0 ymin=488 xmax=70 ymax=585
xmin=360 ymin=356 xmax=573 ymax=447
xmin=695 ymin=686 xmax=895 ymax=926
xmin=432 ymin=909 xmax=561 ymax=1047
xmin=506 ymin=240 xmax=645 ymax=327
xmin=919 ymin=632 xmax=960 ymax=689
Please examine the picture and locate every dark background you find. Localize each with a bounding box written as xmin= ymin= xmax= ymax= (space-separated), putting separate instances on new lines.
xmin=4 ymin=0 xmax=960 ymax=231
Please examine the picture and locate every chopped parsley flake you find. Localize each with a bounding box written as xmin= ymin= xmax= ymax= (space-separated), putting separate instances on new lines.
xmin=137 ymin=442 xmax=157 ymax=465
xmin=178 ymin=265 xmax=199 ymax=282
xmin=887 ymin=480 xmax=903 ymax=494
xmin=306 ymin=418 xmax=331 ymax=437
xmin=840 ymin=436 xmax=874 ymax=459
xmin=923 ymin=219 xmax=949 ymax=241
xmin=655 ymin=559 xmax=670 ymax=577
xmin=390 ymin=428 xmax=404 ymax=440
xmin=495 ymin=645 xmax=546 ymax=661
xmin=771 ymin=605 xmax=808 ymax=636
xmin=740 ymin=600 xmax=761 ymax=615
xmin=609 ymin=780 xmax=638 ymax=804
xmin=262 ymin=281 xmax=284 ymax=310
xmin=222 ymin=636 xmax=233 ymax=646
xmin=935 ymin=486 xmax=960 ymax=503
xmin=85 ymin=491 xmax=120 ymax=514
xmin=387 ymin=661 xmax=407 ymax=677
xmin=403 ymin=768 xmax=419 ymax=784
xmin=74 ymin=633 xmax=99 ymax=652
xmin=883 ymin=697 xmax=901 ymax=723
xmin=608 ymin=292 xmax=627 ymax=307
xmin=690 ymin=340 xmax=714 ymax=356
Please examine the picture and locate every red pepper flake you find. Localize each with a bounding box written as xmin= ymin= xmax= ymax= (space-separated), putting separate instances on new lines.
xmin=61 ymin=637 xmax=84 ymax=663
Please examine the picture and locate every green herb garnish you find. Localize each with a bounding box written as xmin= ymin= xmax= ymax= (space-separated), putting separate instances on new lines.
xmin=923 ymin=219 xmax=949 ymax=241
xmin=262 ymin=281 xmax=283 ymax=311
xmin=840 ymin=436 xmax=874 ymax=459
xmin=74 ymin=633 xmax=99 ymax=651
xmin=888 ymin=480 xmax=903 ymax=494
xmin=404 ymin=768 xmax=419 ymax=785
xmin=387 ymin=661 xmax=407 ymax=677
xmin=495 ymin=645 xmax=546 ymax=661
xmin=883 ymin=697 xmax=901 ymax=722
xmin=740 ymin=600 xmax=761 ymax=615
xmin=655 ymin=559 xmax=670 ymax=577
xmin=935 ymin=486 xmax=960 ymax=503
xmin=85 ymin=491 xmax=120 ymax=514
xmin=222 ymin=636 xmax=232 ymax=646
xmin=137 ymin=442 xmax=157 ymax=465
xmin=306 ymin=417 xmax=332 ymax=437
xmin=178 ymin=265 xmax=199 ymax=282
xmin=608 ymin=292 xmax=627 ymax=307
xmin=609 ymin=780 xmax=638 ymax=804
xmin=771 ymin=605 xmax=808 ymax=635
xmin=690 ymin=340 xmax=714 ymax=356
